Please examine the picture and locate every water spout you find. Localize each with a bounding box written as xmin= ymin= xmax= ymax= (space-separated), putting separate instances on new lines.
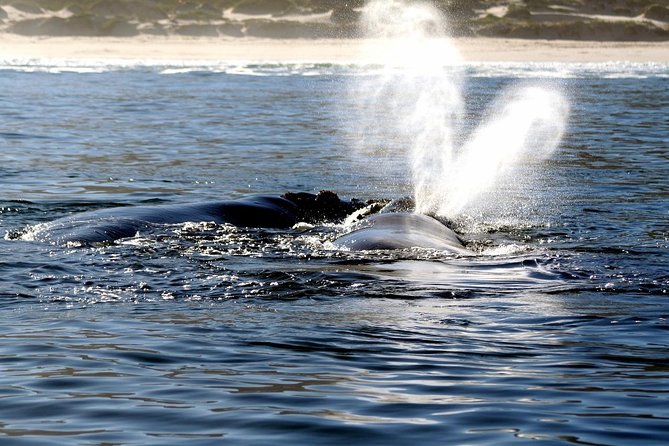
xmin=352 ymin=0 xmax=568 ymax=221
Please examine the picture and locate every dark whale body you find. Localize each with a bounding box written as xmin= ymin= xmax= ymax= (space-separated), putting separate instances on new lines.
xmin=25 ymin=192 xmax=471 ymax=255
xmin=27 ymin=192 xmax=363 ymax=245
xmin=334 ymin=212 xmax=472 ymax=255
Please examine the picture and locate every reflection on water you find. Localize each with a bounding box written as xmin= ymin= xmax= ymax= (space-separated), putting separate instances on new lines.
xmin=2 ymin=295 xmax=667 ymax=444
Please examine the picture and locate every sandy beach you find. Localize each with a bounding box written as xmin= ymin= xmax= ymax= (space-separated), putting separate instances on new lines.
xmin=1 ymin=34 xmax=668 ymax=63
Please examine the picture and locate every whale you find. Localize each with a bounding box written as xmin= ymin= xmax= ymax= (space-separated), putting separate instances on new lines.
xmin=24 ymin=191 xmax=365 ymax=245
xmin=333 ymin=212 xmax=472 ymax=255
xmin=22 ymin=191 xmax=472 ymax=255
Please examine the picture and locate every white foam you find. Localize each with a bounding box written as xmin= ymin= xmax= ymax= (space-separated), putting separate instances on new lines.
xmin=0 ymin=55 xmax=665 ymax=78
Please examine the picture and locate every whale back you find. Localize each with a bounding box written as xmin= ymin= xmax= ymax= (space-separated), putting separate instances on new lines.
xmin=334 ymin=213 xmax=471 ymax=255
xmin=23 ymin=192 xmax=363 ymax=245
xmin=26 ymin=195 xmax=300 ymax=245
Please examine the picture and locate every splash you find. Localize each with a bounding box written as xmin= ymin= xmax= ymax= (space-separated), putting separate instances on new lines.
xmin=352 ymin=0 xmax=568 ymax=220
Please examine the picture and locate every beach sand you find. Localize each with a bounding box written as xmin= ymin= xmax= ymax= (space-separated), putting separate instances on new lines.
xmin=1 ymin=34 xmax=668 ymax=63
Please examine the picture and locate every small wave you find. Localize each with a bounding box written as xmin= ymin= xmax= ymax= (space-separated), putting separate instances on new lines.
xmin=1 ymin=57 xmax=666 ymax=78
xmin=328 ymin=255 xmax=577 ymax=293
xmin=467 ymin=61 xmax=669 ymax=79
xmin=0 ymin=57 xmax=345 ymax=76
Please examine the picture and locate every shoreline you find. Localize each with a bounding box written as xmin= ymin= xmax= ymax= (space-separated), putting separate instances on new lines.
xmin=1 ymin=34 xmax=668 ymax=63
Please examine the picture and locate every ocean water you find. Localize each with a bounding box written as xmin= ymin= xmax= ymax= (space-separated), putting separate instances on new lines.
xmin=0 ymin=58 xmax=667 ymax=445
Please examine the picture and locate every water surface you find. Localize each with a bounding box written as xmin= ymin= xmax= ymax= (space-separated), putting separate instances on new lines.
xmin=0 ymin=59 xmax=667 ymax=445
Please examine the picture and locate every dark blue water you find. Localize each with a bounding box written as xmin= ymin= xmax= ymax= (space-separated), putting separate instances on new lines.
xmin=0 ymin=60 xmax=667 ymax=445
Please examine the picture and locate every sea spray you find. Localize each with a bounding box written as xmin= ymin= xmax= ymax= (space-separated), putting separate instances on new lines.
xmin=351 ymin=0 xmax=569 ymax=222
xmin=352 ymin=0 xmax=464 ymax=208
xmin=439 ymin=85 xmax=569 ymax=217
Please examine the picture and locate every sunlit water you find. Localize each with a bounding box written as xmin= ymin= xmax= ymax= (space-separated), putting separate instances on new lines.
xmin=0 ymin=57 xmax=667 ymax=445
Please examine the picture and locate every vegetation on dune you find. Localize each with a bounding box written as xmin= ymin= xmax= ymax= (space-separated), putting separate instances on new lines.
xmin=469 ymin=0 xmax=669 ymax=40
xmin=231 ymin=0 xmax=294 ymax=15
xmin=0 ymin=0 xmax=667 ymax=40
xmin=504 ymin=4 xmax=532 ymax=20
xmin=475 ymin=17 xmax=669 ymax=40
xmin=643 ymin=4 xmax=669 ymax=20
